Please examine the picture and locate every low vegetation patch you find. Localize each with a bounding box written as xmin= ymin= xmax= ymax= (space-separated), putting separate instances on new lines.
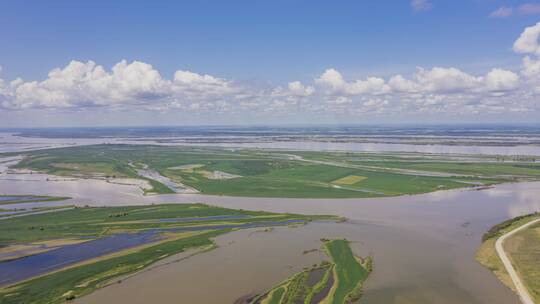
xmin=250 ymin=239 xmax=371 ymax=304
xmin=331 ymin=175 xmax=366 ymax=185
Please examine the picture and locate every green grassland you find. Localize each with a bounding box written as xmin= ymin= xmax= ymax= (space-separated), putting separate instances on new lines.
xmin=7 ymin=144 xmax=539 ymax=198
xmin=251 ymin=239 xmax=371 ymax=304
xmin=0 ymin=203 xmax=327 ymax=246
xmin=476 ymin=213 xmax=540 ymax=301
xmin=0 ymin=204 xmax=333 ymax=304
xmin=324 ymin=239 xmax=371 ymax=303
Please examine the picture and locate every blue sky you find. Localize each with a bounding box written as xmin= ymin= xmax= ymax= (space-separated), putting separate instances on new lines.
xmin=1 ymin=0 xmax=540 ymax=126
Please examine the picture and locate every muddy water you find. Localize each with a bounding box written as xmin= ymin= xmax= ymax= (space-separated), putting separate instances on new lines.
xmin=1 ymin=164 xmax=540 ymax=303
xmin=76 ymin=226 xmax=327 ymax=304
xmin=0 ymin=219 xmax=305 ymax=286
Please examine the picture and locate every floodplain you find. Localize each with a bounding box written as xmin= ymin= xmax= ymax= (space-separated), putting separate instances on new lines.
xmin=8 ymin=144 xmax=540 ymax=198
xmin=1 ymin=127 xmax=540 ymax=304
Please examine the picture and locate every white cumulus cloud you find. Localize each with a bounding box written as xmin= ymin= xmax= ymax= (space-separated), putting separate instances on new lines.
xmin=1 ymin=60 xmax=247 ymax=110
xmin=10 ymin=60 xmax=170 ymax=109
xmin=483 ymin=68 xmax=520 ymax=92
xmin=412 ymin=67 xmax=480 ymax=93
xmin=287 ymin=81 xmax=315 ymax=97
xmin=316 ymin=69 xmax=389 ymax=95
xmin=1 ymin=22 xmax=540 ymax=118
xmin=513 ymin=22 xmax=540 ymax=55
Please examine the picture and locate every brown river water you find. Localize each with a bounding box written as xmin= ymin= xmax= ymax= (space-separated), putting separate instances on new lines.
xmin=2 ymin=157 xmax=540 ymax=303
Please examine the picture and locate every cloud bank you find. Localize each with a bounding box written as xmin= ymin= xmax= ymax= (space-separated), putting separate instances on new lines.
xmin=1 ymin=22 xmax=540 ymax=118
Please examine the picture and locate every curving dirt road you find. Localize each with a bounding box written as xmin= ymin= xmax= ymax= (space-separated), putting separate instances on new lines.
xmin=495 ymin=217 xmax=540 ymax=304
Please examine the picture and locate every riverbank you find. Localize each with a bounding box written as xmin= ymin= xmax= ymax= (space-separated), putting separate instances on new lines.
xmin=476 ymin=213 xmax=540 ymax=303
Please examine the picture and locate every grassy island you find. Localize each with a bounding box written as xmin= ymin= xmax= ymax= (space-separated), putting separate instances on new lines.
xmin=250 ymin=239 xmax=372 ymax=304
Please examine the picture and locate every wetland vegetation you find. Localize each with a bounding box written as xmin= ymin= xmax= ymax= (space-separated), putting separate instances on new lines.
xmin=7 ymin=144 xmax=540 ymax=198
xmin=0 ymin=203 xmax=335 ymax=304
xmin=249 ymin=239 xmax=371 ymax=304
